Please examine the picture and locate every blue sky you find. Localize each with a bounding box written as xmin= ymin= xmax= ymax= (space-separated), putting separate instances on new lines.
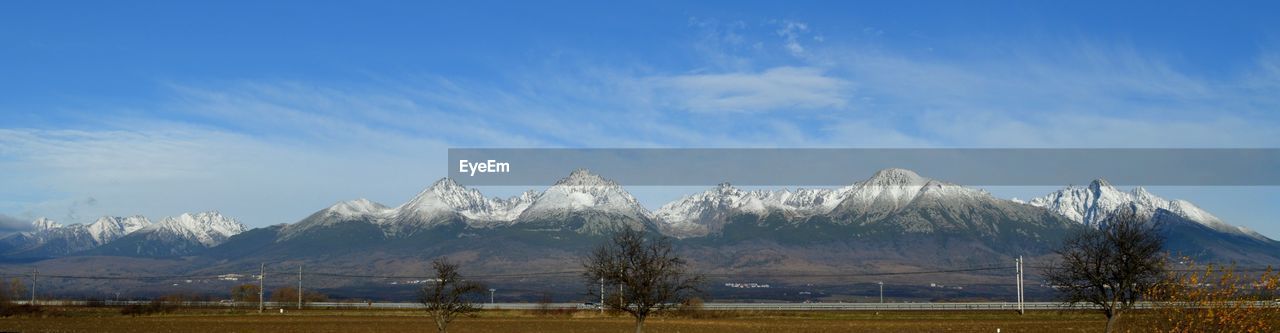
xmin=2 ymin=1 xmax=1279 ymax=236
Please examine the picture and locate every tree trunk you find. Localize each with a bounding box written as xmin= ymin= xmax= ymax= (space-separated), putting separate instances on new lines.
xmin=436 ymin=314 xmax=448 ymax=333
xmin=634 ymin=315 xmax=646 ymax=333
xmin=1104 ymin=310 xmax=1120 ymax=333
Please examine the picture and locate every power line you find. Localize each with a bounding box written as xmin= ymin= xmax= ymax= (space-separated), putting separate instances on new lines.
xmin=696 ymin=265 xmax=1013 ymax=277
xmin=293 ymin=270 xmax=586 ymax=280
xmin=11 ymin=273 xmax=234 ymax=281
xmin=9 ymin=264 xmax=1270 ymax=283
xmin=1 ymin=266 xmax=1018 ymax=282
xmin=1024 ymin=265 xmax=1277 ymax=273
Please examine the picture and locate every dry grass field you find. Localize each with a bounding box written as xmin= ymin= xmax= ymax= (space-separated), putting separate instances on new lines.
xmin=0 ymin=307 xmax=1138 ymax=333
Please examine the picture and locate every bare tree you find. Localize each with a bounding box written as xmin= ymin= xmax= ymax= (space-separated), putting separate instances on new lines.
xmin=6 ymin=278 xmax=23 ymax=301
xmin=1044 ymin=209 xmax=1166 ymax=333
xmin=270 ymin=286 xmax=322 ymax=308
xmin=230 ymin=284 xmax=260 ymax=303
xmin=583 ymin=228 xmax=703 ymax=333
xmin=419 ymin=257 xmax=486 ymax=333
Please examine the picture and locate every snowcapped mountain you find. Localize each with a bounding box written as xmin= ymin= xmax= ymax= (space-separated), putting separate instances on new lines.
xmin=0 ymin=215 xmax=153 ymax=257
xmin=278 ymin=178 xmax=544 ymax=241
xmin=281 ymin=171 xmax=644 ymax=241
xmin=32 ymin=217 xmax=61 ymax=231
xmin=1027 ymin=180 xmax=1265 ymax=240
xmin=14 ymin=167 xmax=1277 ymax=285
xmin=516 ymin=169 xmax=654 ymax=235
xmin=830 ymin=168 xmax=989 ymax=222
xmin=278 ymin=198 xmax=393 ymax=240
xmin=654 ymin=183 xmax=852 ymax=238
xmin=88 ymin=211 xmax=247 ymax=257
xmin=389 ymin=178 xmax=539 ymax=235
xmin=14 ymin=167 xmax=1264 ymax=265
xmin=520 ymin=169 xmax=649 ymax=218
xmin=771 ymin=187 xmax=855 ymax=215
xmin=329 ymin=198 xmax=390 ymax=218
xmin=654 ymin=168 xmax=1062 ymax=238
xmin=138 ymin=211 xmax=247 ymax=247
xmin=655 ymin=183 xmax=768 ymax=238
xmin=85 ymin=216 xmax=153 ymax=244
xmin=819 ymin=168 xmax=1072 ymax=237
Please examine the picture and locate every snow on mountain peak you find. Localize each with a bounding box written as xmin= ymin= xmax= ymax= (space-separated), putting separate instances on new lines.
xmin=86 ymin=215 xmax=152 ymax=244
xmin=866 ymin=168 xmax=928 ymax=186
xmin=654 ymin=183 xmax=768 ymax=237
xmin=15 ymin=215 xmax=152 ymax=251
xmin=428 ymin=177 xmax=465 ymax=192
xmin=264 ymin=168 xmax=1268 ymax=243
xmin=399 ymin=178 xmax=491 ymax=216
xmin=1027 ymin=182 xmax=1263 ymax=240
xmin=392 ymin=178 xmax=541 ymax=229
xmin=277 ymin=199 xmax=392 ymax=240
xmin=520 ymin=170 xmax=648 ymax=220
xmin=654 ymin=169 xmax=999 ymax=238
xmin=837 ymin=168 xmax=981 ymax=212
xmin=555 ymin=169 xmax=616 ymax=187
xmin=145 ymin=211 xmax=248 ymax=247
xmin=328 ymin=198 xmax=389 ymax=217
xmin=32 ymin=217 xmax=61 ymax=231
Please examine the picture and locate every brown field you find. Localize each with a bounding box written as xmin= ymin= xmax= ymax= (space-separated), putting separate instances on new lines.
xmin=0 ymin=307 xmax=1157 ymax=333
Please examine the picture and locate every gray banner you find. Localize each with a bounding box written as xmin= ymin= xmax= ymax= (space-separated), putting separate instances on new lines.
xmin=447 ymin=148 xmax=1280 ymax=186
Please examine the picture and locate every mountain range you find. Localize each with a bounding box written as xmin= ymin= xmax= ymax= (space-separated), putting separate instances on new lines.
xmin=3 ymin=168 xmax=1277 ymax=274
xmin=1 ymin=212 xmax=246 ymax=259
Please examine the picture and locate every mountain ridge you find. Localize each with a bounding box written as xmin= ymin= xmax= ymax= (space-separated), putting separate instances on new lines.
xmin=3 ymin=168 xmax=1275 ymax=266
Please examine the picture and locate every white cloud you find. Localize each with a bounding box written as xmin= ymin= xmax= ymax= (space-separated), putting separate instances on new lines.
xmin=650 ymin=66 xmax=850 ymax=113
xmin=914 ymin=112 xmax=1280 ymax=148
xmin=805 ymin=42 xmax=1280 ymax=147
xmin=775 ymin=20 xmax=810 ymax=56
xmin=0 ymin=123 xmax=453 ymax=226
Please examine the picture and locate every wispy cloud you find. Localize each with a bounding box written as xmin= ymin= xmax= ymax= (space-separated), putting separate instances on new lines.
xmin=0 ymin=124 xmax=452 ymax=226
xmin=803 ymin=41 xmax=1280 ymax=147
xmin=648 ymin=67 xmax=850 ymax=113
xmin=775 ymin=20 xmax=811 ymax=57
xmin=3 ymin=18 xmax=1279 ymax=230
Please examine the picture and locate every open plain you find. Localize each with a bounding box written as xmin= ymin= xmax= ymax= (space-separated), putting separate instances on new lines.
xmin=0 ymin=307 xmax=1154 ymax=333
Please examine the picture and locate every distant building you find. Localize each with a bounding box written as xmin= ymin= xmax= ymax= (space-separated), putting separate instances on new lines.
xmin=391 ymin=279 xmax=440 ymax=285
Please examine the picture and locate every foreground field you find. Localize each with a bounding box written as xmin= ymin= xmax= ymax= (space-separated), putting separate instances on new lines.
xmin=0 ymin=308 xmax=1133 ymax=333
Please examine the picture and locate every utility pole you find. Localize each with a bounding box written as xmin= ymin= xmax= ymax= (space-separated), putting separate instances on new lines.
xmin=599 ymin=278 xmax=604 ymax=314
xmin=30 ymin=268 xmax=37 ymax=305
xmin=877 ymin=281 xmax=884 ymax=303
xmin=298 ymin=264 xmax=303 ymax=310
xmin=258 ymin=263 xmax=265 ymax=314
xmin=1017 ymin=256 xmax=1025 ymax=315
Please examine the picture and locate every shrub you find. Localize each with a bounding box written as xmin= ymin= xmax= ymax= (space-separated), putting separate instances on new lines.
xmin=121 ymin=299 xmax=173 ymax=316
xmin=674 ymin=297 xmax=706 ymax=318
xmin=1146 ymin=260 xmax=1279 ymax=333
